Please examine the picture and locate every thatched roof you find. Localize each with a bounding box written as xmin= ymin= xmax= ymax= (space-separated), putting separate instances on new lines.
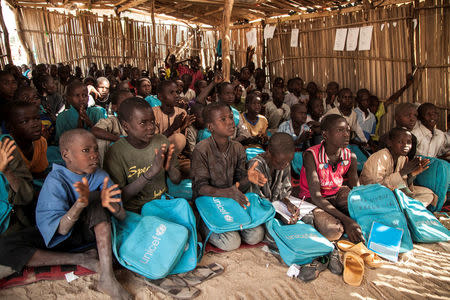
xmin=11 ymin=0 xmax=366 ymax=26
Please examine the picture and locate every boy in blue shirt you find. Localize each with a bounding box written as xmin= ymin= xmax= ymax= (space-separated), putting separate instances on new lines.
xmin=0 ymin=129 xmax=130 ymax=299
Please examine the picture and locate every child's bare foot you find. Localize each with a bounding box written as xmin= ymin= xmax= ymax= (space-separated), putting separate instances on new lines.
xmin=78 ymin=249 xmax=99 ymax=272
xmin=98 ymin=275 xmax=132 ymax=300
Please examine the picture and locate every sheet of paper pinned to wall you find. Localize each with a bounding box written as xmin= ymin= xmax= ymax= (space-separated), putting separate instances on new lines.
xmin=333 ymin=28 xmax=347 ymax=51
xmin=346 ymin=27 xmax=360 ymax=51
xmin=291 ymin=28 xmax=299 ymax=47
xmin=358 ymin=26 xmax=373 ymax=51
xmin=246 ymin=28 xmax=257 ymax=46
xmin=264 ymin=25 xmax=276 ymax=39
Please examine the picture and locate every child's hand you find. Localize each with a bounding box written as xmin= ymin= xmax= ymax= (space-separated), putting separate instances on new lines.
xmin=164 ymin=144 xmax=175 ymax=171
xmin=296 ymin=129 xmax=312 ymax=144
xmin=73 ymin=177 xmax=90 ymax=207
xmin=226 ymin=182 xmax=250 ymax=209
xmin=181 ymin=114 xmax=196 ymax=132
xmin=247 ymin=161 xmax=268 ymax=187
xmin=214 ymin=72 xmax=223 ymax=84
xmin=343 ymin=219 xmax=365 ymax=243
xmin=411 ymin=157 xmax=430 ymax=176
xmin=144 ymin=144 xmax=167 ymax=179
xmin=79 ymin=107 xmax=94 ymax=128
xmin=0 ymin=138 xmax=16 ymax=173
xmin=87 ymin=85 xmax=101 ymax=99
xmin=285 ymin=200 xmax=300 ymax=224
xmin=101 ymin=177 xmax=122 ymax=213
xmin=400 ymin=157 xmax=421 ymax=176
xmin=171 ymin=113 xmax=185 ymax=131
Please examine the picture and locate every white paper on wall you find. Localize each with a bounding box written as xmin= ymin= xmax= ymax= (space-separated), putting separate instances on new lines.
xmin=358 ymin=26 xmax=373 ymax=51
xmin=291 ymin=28 xmax=299 ymax=47
xmin=381 ymin=23 xmax=385 ymax=31
xmin=264 ymin=25 xmax=276 ymax=39
xmin=333 ymin=28 xmax=347 ymax=51
xmin=412 ymin=19 xmax=417 ymax=29
xmin=346 ymin=27 xmax=360 ymax=51
xmin=246 ymin=28 xmax=257 ymax=46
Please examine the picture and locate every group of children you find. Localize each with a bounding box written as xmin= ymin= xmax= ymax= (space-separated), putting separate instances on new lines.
xmin=0 ymin=60 xmax=448 ymax=299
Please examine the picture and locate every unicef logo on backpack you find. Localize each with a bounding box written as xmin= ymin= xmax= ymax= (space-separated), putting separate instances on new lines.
xmin=213 ymin=198 xmax=234 ymax=222
xmin=139 ymin=223 xmax=167 ymax=264
xmin=156 ymin=224 xmax=166 ymax=236
xmin=224 ymin=214 xmax=234 ymax=222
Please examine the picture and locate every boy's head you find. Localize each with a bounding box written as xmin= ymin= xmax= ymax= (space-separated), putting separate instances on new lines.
xmin=273 ymin=77 xmax=284 ymax=89
xmin=326 ymin=81 xmax=339 ymax=97
xmin=14 ymin=86 xmax=40 ymax=108
xmin=6 ymin=101 xmax=42 ymax=142
xmin=66 ymin=81 xmax=88 ymax=110
xmin=306 ymin=82 xmax=318 ymax=96
xmin=110 ymin=90 xmax=133 ymax=113
xmin=191 ymin=103 xmax=205 ymax=130
xmin=136 ymin=78 xmax=152 ymax=98
xmin=157 ymin=80 xmax=178 ymax=107
xmin=272 ymin=86 xmax=284 ymax=104
xmin=49 ymin=65 xmax=58 ymax=78
xmin=194 ymin=79 xmax=207 ymax=95
xmin=118 ymin=97 xmax=156 ymax=145
xmin=217 ymin=82 xmax=234 ymax=106
xmin=240 ymin=67 xmax=251 ymax=82
xmin=368 ymin=95 xmax=380 ymax=114
xmin=0 ymin=71 xmax=18 ymax=100
xmin=96 ymin=77 xmax=110 ymax=100
xmin=60 ymin=129 xmax=99 ymax=175
xmin=395 ymin=103 xmax=417 ymax=131
xmin=388 ymin=127 xmax=412 ymax=157
xmin=338 ymin=88 xmax=354 ymax=110
xmin=287 ymin=77 xmax=303 ymax=96
xmin=203 ymin=102 xmax=234 ymax=138
xmin=245 ymin=92 xmax=262 ymax=115
xmin=356 ymin=89 xmax=370 ymax=111
xmin=307 ymin=96 xmax=324 ymax=120
xmin=266 ymin=132 xmax=295 ymax=170
xmin=83 ymin=76 xmax=95 ymax=87
xmin=131 ymin=67 xmax=140 ymax=81
xmin=181 ymin=74 xmax=192 ymax=90
xmin=175 ymin=79 xmax=184 ymax=94
xmin=290 ymin=103 xmax=307 ymax=125
xmin=37 ymin=74 xmax=57 ymax=95
xmin=234 ymin=84 xmax=243 ymax=102
xmin=255 ymin=75 xmax=265 ymax=90
xmin=417 ymin=102 xmax=438 ymax=131
xmin=321 ymin=114 xmax=350 ymax=148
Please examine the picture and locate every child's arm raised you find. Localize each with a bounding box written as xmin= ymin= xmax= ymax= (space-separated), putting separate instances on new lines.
xmin=58 ymin=177 xmax=90 ymax=235
xmin=91 ymin=126 xmax=120 ymax=142
xmin=304 ymin=151 xmax=364 ymax=243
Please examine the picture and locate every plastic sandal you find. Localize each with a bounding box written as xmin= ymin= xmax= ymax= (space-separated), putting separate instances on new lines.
xmin=343 ymin=252 xmax=364 ymax=287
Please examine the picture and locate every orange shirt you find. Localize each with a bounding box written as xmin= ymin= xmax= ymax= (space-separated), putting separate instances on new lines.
xmin=18 ymin=136 xmax=49 ymax=173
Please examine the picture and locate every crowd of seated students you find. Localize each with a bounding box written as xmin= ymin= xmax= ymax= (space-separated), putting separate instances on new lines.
xmin=0 ymin=58 xmax=448 ymax=299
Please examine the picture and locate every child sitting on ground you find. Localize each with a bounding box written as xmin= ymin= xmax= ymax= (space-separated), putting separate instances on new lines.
xmin=0 ymin=71 xmax=18 ymax=126
xmin=152 ymin=80 xmax=194 ymax=155
xmin=0 ymin=129 xmax=130 ymax=299
xmin=104 ymin=97 xmax=181 ymax=213
xmin=191 ymin=102 xmax=267 ymax=251
xmin=265 ymin=86 xmax=290 ymax=132
xmin=6 ymin=101 xmax=48 ymax=176
xmin=179 ymin=74 xmax=196 ymax=102
xmin=185 ymin=103 xmax=205 ymax=155
xmin=360 ymin=127 xmax=437 ymax=207
xmin=136 ymin=77 xmax=160 ymax=107
xmin=247 ymin=133 xmax=298 ymax=222
xmin=284 ymin=77 xmax=304 ymax=107
xmin=278 ymin=103 xmax=312 ymax=151
xmin=322 ymin=81 xmax=339 ymax=112
xmin=412 ymin=103 xmax=449 ymax=160
xmin=299 ymin=114 xmax=364 ymax=243
xmin=306 ymin=96 xmax=325 ymax=146
xmin=241 ymin=92 xmax=268 ymax=148
xmin=324 ymin=88 xmax=368 ymax=146
xmin=34 ymin=74 xmax=65 ymax=122
xmin=91 ymin=90 xmax=133 ymax=166
xmin=354 ymin=89 xmax=376 ymax=142
xmin=55 ymin=81 xmax=107 ymax=142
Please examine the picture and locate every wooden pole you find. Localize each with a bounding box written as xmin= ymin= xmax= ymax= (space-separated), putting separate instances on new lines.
xmin=0 ymin=0 xmax=12 ymax=64
xmin=150 ymin=0 xmax=156 ymax=75
xmin=221 ymin=0 xmax=234 ymax=81
xmin=6 ymin=3 xmax=35 ymax=64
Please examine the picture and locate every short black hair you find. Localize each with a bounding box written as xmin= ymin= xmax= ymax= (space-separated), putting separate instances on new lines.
xmin=356 ymin=89 xmax=370 ymax=102
xmin=320 ymin=114 xmax=346 ymax=131
xmin=203 ymin=102 xmax=230 ymax=124
xmin=157 ymin=80 xmax=176 ymax=94
xmin=245 ymin=91 xmax=260 ymax=106
xmin=60 ymin=129 xmax=95 ymax=152
xmin=66 ymin=80 xmax=85 ymax=97
xmin=291 ymin=103 xmax=307 ymax=114
xmin=110 ymin=90 xmax=133 ymax=105
xmin=327 ymin=81 xmax=339 ymax=89
xmin=5 ymin=101 xmax=37 ymax=124
xmin=307 ymin=96 xmax=322 ymax=115
xmin=338 ymin=88 xmax=352 ymax=97
xmin=268 ymin=132 xmax=295 ymax=155
xmin=14 ymin=85 xmax=36 ymax=102
xmin=118 ymin=97 xmax=152 ymax=123
xmin=34 ymin=74 xmax=53 ymax=93
xmin=287 ymin=77 xmax=303 ymax=91
xmin=217 ymin=82 xmax=233 ymax=95
xmin=388 ymin=127 xmax=411 ymax=141
xmin=417 ymin=102 xmax=436 ymax=120
xmin=395 ymin=103 xmax=416 ymax=118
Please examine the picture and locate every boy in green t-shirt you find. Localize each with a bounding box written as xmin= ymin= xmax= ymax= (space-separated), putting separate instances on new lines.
xmin=103 ymin=97 xmax=181 ymax=213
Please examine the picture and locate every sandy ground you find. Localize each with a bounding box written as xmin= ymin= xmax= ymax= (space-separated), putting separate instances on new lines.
xmin=1 ymin=241 xmax=449 ymax=300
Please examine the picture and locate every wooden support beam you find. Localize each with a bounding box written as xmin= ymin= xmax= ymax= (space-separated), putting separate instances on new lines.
xmin=117 ymin=0 xmax=149 ymax=13
xmin=150 ymin=0 xmax=156 ymax=75
xmin=222 ymin=0 xmax=234 ymax=82
xmin=0 ymin=0 xmax=12 ymax=64
xmin=190 ymin=7 xmax=223 ymax=21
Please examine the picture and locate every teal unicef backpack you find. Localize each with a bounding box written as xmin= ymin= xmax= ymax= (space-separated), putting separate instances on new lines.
xmin=141 ymin=196 xmax=199 ymax=274
xmin=0 ymin=173 xmax=12 ymax=234
xmin=166 ymin=178 xmax=193 ymax=201
xmin=195 ymin=193 xmax=275 ymax=244
xmin=266 ymin=219 xmax=334 ymax=266
xmin=414 ymin=157 xmax=450 ymax=212
xmin=348 ymin=184 xmax=413 ymax=253
xmin=394 ymin=189 xmax=450 ymax=243
xmin=111 ymin=211 xmax=189 ymax=279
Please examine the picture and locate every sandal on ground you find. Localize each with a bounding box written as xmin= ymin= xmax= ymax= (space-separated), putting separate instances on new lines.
xmin=328 ymin=247 xmax=343 ymax=275
xmin=297 ymin=256 xmax=329 ymax=282
xmin=337 ymin=240 xmax=383 ymax=268
xmin=136 ymin=274 xmax=201 ymax=299
xmin=177 ymin=263 xmax=224 ymax=286
xmin=343 ymin=252 xmax=364 ymax=287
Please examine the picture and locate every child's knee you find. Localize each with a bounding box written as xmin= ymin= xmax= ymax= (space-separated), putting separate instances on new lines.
xmin=313 ymin=208 xmax=344 ymax=241
xmin=241 ymin=225 xmax=265 ymax=245
xmin=210 ymin=231 xmax=241 ymax=251
xmin=168 ymin=133 xmax=186 ymax=154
